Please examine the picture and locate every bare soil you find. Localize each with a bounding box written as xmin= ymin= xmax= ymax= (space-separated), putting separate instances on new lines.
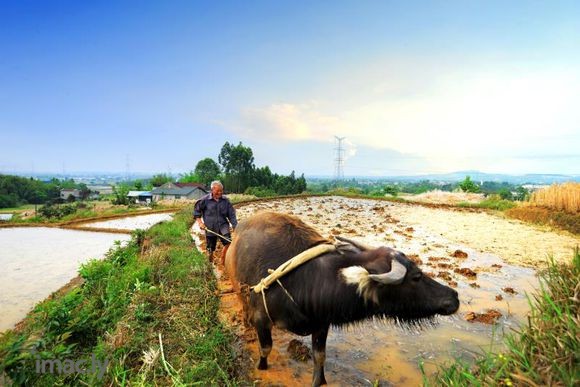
xmin=385 ymin=202 xmax=578 ymax=267
xmin=191 ymin=196 xmax=579 ymax=386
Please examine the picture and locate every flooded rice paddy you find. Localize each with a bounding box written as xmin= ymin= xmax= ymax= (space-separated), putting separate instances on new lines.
xmin=81 ymin=212 xmax=173 ymax=230
xmin=226 ymin=197 xmax=541 ymax=385
xmin=0 ymin=213 xmax=173 ymax=332
xmin=0 ymin=228 xmax=131 ymax=331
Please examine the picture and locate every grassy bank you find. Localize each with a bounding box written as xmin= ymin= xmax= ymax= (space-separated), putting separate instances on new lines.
xmin=0 ymin=208 xmax=245 ymax=385
xmin=426 ymin=248 xmax=579 ymax=386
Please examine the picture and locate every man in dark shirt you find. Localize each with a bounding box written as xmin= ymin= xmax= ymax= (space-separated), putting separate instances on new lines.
xmin=194 ymin=180 xmax=237 ymax=264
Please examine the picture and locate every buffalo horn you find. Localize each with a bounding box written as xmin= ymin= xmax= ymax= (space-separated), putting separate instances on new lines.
xmin=335 ymin=235 xmax=374 ymax=251
xmin=368 ymin=259 xmax=407 ymax=285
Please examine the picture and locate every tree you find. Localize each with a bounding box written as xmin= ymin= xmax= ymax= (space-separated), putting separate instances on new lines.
xmin=111 ymin=184 xmax=130 ymax=205
xmin=459 ymin=176 xmax=480 ymax=193
xmin=498 ymin=188 xmax=513 ymax=200
xmin=218 ymin=142 xmax=255 ymax=192
xmin=78 ymin=183 xmax=91 ymax=200
xmin=272 ymin=171 xmax=306 ymax=195
xmin=296 ymin=173 xmax=307 ymax=193
xmin=178 ymin=171 xmax=202 ymax=183
xmin=0 ymin=193 xmax=19 ymax=208
xmin=514 ymin=186 xmax=530 ymax=201
xmin=384 ymin=184 xmax=399 ymax=196
xmin=253 ymin=166 xmax=274 ymax=187
xmin=194 ymin=158 xmax=221 ymax=186
xmin=150 ymin=173 xmax=172 ymax=187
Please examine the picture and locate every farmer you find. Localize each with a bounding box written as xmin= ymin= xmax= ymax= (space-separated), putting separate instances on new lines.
xmin=194 ymin=180 xmax=237 ymax=264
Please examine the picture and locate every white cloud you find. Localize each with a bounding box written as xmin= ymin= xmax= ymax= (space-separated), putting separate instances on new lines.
xmin=235 ymin=101 xmax=345 ymax=142
xmin=226 ymin=64 xmax=580 ymax=174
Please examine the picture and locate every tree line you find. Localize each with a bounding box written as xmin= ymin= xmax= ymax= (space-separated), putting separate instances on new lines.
xmin=0 ymin=175 xmax=89 ymax=208
xmin=175 ymin=141 xmax=307 ymax=196
xmin=306 ymin=176 xmax=530 ymax=201
xmin=0 ymin=141 xmax=307 ymax=209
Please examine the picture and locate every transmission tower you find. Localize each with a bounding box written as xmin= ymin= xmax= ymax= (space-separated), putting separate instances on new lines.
xmin=334 ymin=136 xmax=345 ymax=181
xmin=125 ymin=154 xmax=131 ymax=182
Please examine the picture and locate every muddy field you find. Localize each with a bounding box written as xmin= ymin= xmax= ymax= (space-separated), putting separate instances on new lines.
xmin=191 ymin=196 xmax=579 ymax=386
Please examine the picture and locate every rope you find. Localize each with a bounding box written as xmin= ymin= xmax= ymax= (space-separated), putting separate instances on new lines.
xmin=251 ymin=244 xmax=335 ymax=293
xmin=276 ymin=279 xmax=296 ymax=304
xmin=261 ymin=290 xmax=272 ymax=324
xmin=250 ymin=243 xmax=336 ymax=323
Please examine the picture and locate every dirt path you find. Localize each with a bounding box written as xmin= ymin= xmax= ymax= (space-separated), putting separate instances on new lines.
xmin=192 ymin=196 xmax=579 ymax=386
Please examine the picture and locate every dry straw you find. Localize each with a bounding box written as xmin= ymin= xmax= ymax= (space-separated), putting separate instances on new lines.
xmin=530 ymin=182 xmax=580 ymax=213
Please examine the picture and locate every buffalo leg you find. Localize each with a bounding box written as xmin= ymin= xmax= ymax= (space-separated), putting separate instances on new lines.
xmin=255 ymin=320 xmax=273 ymax=370
xmin=311 ymin=325 xmax=329 ymax=386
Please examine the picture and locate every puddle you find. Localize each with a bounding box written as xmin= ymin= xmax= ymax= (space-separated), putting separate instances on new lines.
xmin=229 ymin=196 xmax=540 ymax=385
xmin=0 ymin=227 xmax=131 ymax=332
xmin=81 ymin=213 xmax=173 ymax=230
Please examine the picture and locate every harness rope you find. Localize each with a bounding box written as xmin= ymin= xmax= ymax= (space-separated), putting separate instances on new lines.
xmin=250 ymin=243 xmax=336 ymax=323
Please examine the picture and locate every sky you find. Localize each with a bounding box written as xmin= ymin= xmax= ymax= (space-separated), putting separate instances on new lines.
xmin=1 ymin=1 xmax=579 ymax=177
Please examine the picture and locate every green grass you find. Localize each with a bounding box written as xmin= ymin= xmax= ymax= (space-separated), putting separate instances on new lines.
xmin=0 ymin=208 xmax=245 ymax=385
xmin=425 ymin=248 xmax=579 ymax=386
xmin=0 ymin=204 xmax=36 ymax=213
xmin=457 ymin=197 xmax=516 ymax=211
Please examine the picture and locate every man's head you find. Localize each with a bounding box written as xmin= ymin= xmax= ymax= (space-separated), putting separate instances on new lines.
xmin=210 ymin=180 xmax=224 ymax=199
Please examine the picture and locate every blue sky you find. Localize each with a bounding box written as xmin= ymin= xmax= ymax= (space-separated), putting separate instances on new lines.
xmin=1 ymin=1 xmax=579 ymax=177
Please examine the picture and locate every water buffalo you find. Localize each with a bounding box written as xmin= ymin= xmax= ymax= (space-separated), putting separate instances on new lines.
xmin=226 ymin=211 xmax=459 ymax=386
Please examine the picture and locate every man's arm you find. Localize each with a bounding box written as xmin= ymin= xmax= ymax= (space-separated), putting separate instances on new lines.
xmin=227 ymin=201 xmax=238 ymax=230
xmin=193 ymin=199 xmax=206 ymax=229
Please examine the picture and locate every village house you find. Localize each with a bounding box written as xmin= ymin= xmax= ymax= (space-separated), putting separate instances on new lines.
xmin=60 ymin=188 xmax=82 ymax=201
xmin=127 ymin=191 xmax=153 ymax=204
xmin=151 ymin=182 xmax=208 ymax=201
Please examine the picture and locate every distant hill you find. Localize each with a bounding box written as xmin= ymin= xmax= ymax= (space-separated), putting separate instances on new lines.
xmin=309 ymin=171 xmax=580 ymax=185
xmin=388 ymin=171 xmax=580 ymax=184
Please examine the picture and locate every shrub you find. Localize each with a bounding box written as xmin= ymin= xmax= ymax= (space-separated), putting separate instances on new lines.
xmin=458 ymin=176 xmax=480 ymax=193
xmin=498 ymin=188 xmax=513 ymax=200
xmin=38 ymin=203 xmax=78 ymax=219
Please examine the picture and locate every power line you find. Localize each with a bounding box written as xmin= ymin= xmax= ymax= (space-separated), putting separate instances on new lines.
xmin=125 ymin=154 xmax=131 ymax=182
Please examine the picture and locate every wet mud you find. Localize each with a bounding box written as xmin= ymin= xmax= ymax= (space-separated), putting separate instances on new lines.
xmin=190 ymin=196 xmax=557 ymax=386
